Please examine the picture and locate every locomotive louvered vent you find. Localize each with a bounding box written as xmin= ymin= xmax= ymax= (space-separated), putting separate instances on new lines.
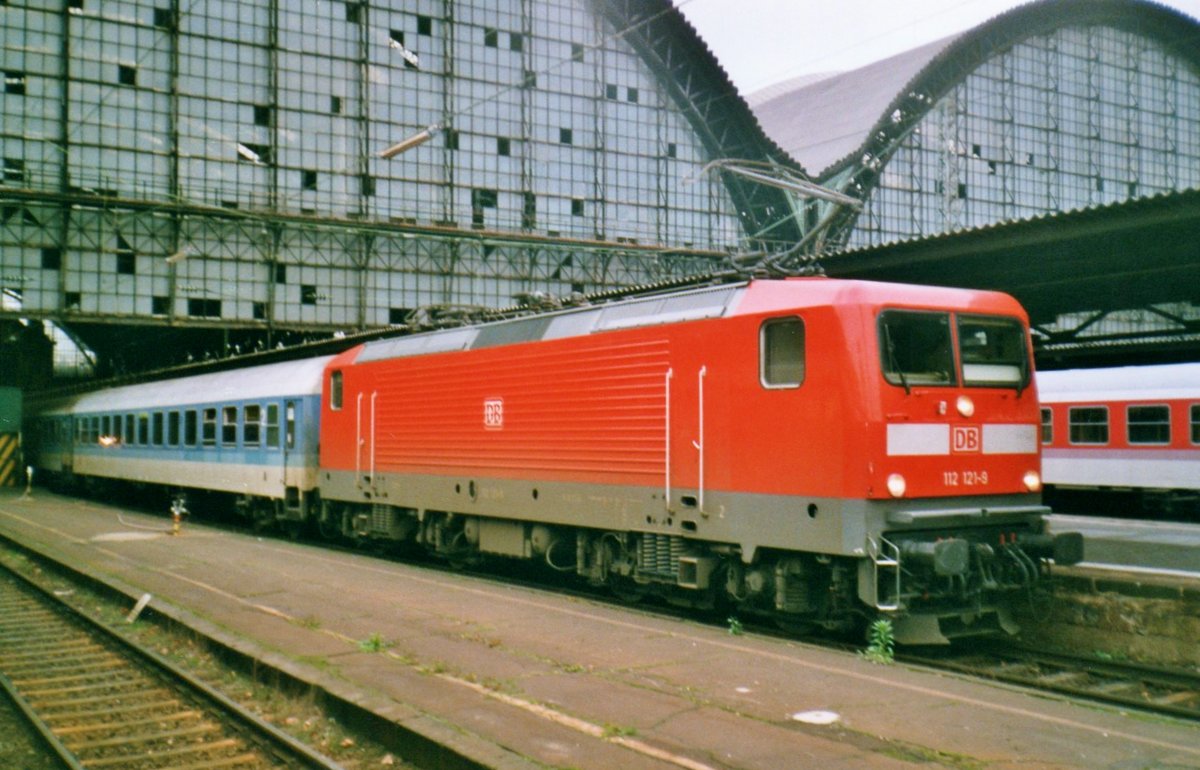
xmin=640 ymin=533 xmax=685 ymax=577
xmin=370 ymin=504 xmax=397 ymax=535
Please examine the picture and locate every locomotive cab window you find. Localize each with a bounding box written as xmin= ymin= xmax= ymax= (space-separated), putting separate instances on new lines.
xmin=1068 ymin=406 xmax=1108 ymax=445
xmin=1127 ymin=405 xmax=1169 ymax=445
xmin=1040 ymin=407 xmax=1052 ymax=444
xmin=958 ymin=315 xmax=1028 ymax=388
xmin=1192 ymin=404 xmax=1200 ymax=445
xmin=760 ymin=317 xmax=805 ymax=388
xmin=878 ymin=310 xmax=954 ymax=387
xmin=330 ymin=371 xmax=343 ymax=410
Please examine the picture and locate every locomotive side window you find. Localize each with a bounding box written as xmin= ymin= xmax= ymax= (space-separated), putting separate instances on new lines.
xmin=266 ymin=404 xmax=280 ymax=448
xmin=957 ymin=315 xmax=1028 ymax=388
xmin=1068 ymin=406 xmax=1108 ymax=445
xmin=184 ymin=410 xmax=198 ymax=446
xmin=879 ymin=310 xmax=954 ymax=387
xmin=1040 ymin=407 xmax=1052 ymax=444
xmin=1192 ymin=405 xmax=1200 ymax=445
xmin=202 ymin=408 xmax=217 ymax=447
xmin=330 ymin=371 xmax=344 ymax=410
xmin=760 ymin=317 xmax=805 ymax=388
xmin=1127 ymin=405 xmax=1169 ymax=445
xmin=221 ymin=406 xmax=238 ymax=446
xmin=243 ymin=405 xmax=261 ymax=446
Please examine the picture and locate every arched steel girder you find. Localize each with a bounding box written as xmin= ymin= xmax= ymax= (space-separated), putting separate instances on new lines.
xmin=817 ymin=0 xmax=1200 ymax=250
xmin=590 ymin=0 xmax=804 ymax=246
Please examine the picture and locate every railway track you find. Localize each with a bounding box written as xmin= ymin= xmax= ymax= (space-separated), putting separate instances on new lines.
xmin=0 ymin=564 xmax=346 ymax=770
xmin=904 ymin=643 xmax=1200 ymax=722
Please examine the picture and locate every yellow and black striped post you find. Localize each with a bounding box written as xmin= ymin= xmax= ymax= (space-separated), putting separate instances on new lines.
xmin=0 ymin=433 xmax=18 ymax=487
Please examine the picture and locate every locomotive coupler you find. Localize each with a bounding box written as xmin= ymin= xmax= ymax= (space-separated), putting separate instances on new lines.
xmin=1016 ymin=531 xmax=1085 ymax=565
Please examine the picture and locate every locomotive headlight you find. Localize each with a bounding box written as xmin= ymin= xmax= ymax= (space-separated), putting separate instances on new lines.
xmin=956 ymin=394 xmax=975 ymax=418
xmin=886 ymin=473 xmax=907 ymax=498
xmin=1023 ymin=470 xmax=1042 ymax=492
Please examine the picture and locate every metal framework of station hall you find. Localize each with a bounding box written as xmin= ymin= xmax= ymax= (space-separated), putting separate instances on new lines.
xmin=0 ymin=0 xmax=797 ymax=379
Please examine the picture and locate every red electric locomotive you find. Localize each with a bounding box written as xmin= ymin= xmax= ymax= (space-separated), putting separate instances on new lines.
xmin=317 ymin=277 xmax=1082 ymax=643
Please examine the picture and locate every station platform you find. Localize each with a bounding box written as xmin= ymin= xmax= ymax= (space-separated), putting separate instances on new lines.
xmin=1048 ymin=513 xmax=1200 ymax=576
xmin=2 ymin=489 xmax=1198 ymax=770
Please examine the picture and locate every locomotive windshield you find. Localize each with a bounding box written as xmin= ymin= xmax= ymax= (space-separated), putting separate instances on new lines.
xmin=958 ymin=315 xmax=1028 ymax=388
xmin=879 ymin=310 xmax=1029 ymax=390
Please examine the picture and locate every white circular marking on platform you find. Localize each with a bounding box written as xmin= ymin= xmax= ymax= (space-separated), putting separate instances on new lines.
xmin=791 ymin=710 xmax=840 ymax=725
xmin=91 ymin=532 xmax=166 ymax=542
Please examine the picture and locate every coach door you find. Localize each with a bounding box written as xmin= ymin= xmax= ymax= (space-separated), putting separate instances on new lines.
xmin=280 ymin=400 xmax=302 ymax=509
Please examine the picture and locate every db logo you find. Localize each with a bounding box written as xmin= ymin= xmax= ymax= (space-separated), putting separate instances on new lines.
xmin=483 ymin=398 xmax=504 ymax=430
xmin=952 ymin=425 xmax=981 ymax=453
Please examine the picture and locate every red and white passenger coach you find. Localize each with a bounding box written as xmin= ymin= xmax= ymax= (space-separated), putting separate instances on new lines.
xmin=1038 ymin=363 xmax=1200 ymax=518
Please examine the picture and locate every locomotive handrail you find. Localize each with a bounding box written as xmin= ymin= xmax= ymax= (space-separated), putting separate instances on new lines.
xmin=695 ymin=366 xmax=707 ymax=515
xmin=370 ymin=391 xmax=378 ymax=486
xmin=664 ymin=368 xmax=673 ymax=513
xmin=355 ymin=392 xmax=363 ymax=485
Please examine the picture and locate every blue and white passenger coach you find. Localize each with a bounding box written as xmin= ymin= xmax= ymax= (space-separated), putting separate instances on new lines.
xmin=27 ymin=356 xmax=332 ymax=526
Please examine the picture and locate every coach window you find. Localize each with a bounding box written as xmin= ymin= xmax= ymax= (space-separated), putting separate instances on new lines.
xmin=1068 ymin=406 xmax=1108 ymax=445
xmin=1191 ymin=405 xmax=1200 ymax=444
xmin=1040 ymin=408 xmax=1052 ymax=444
xmin=137 ymin=414 xmax=150 ymax=445
xmin=330 ymin=371 xmax=344 ymax=410
xmin=125 ymin=414 xmax=135 ymax=444
xmin=112 ymin=414 xmax=123 ymax=443
xmin=152 ymin=412 xmax=164 ymax=445
xmin=266 ymin=404 xmax=280 ymax=448
xmin=760 ymin=317 xmax=805 ymax=388
xmin=101 ymin=415 xmax=111 ymax=439
xmin=243 ymin=405 xmax=261 ymax=447
xmin=184 ymin=410 xmax=198 ymax=446
xmin=222 ymin=406 xmax=238 ymax=446
xmin=1127 ymin=405 xmax=1170 ymax=445
xmin=90 ymin=416 xmax=100 ymax=443
xmin=167 ymin=411 xmax=180 ymax=446
xmin=202 ymin=408 xmax=217 ymax=447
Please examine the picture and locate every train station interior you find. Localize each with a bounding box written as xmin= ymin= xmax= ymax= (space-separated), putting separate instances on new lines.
xmin=1 ymin=0 xmax=1198 ymax=389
